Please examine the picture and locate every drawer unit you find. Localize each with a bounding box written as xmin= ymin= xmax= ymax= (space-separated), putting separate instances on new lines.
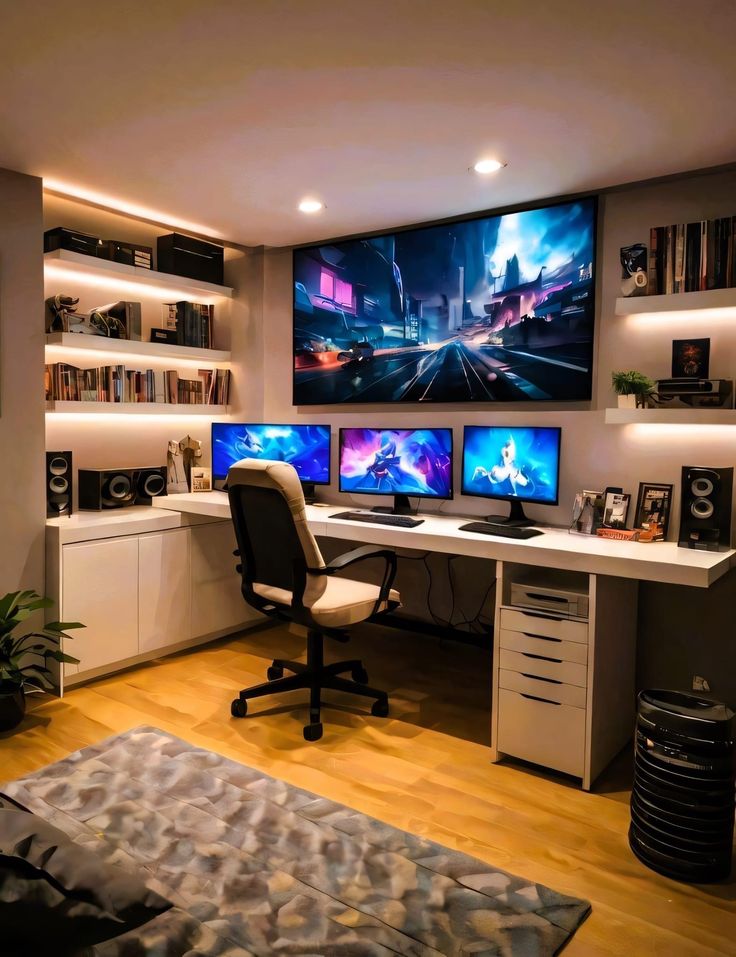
xmin=499 ymin=629 xmax=588 ymax=664
xmin=499 ymin=669 xmax=586 ymax=708
xmin=496 ymin=687 xmax=586 ymax=777
xmin=499 ymin=648 xmax=588 ymax=688
xmin=500 ymin=606 xmax=588 ymax=644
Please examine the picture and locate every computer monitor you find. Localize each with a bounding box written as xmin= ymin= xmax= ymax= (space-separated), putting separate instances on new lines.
xmin=461 ymin=425 xmax=561 ymax=526
xmin=211 ymin=423 xmax=331 ymax=500
xmin=338 ymin=427 xmax=453 ymax=515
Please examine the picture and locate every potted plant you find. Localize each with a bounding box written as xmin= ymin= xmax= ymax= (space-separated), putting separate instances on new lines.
xmin=0 ymin=590 xmax=83 ymax=732
xmin=611 ymin=370 xmax=655 ymax=409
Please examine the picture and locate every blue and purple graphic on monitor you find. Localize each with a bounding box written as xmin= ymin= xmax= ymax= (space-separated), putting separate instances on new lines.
xmin=212 ymin=423 xmax=331 ymax=485
xmin=462 ymin=426 xmax=561 ymax=504
xmin=339 ymin=428 xmax=453 ymax=499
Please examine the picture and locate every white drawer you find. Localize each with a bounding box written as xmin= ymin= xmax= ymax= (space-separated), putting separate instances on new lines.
xmin=499 ymin=628 xmax=588 ymax=664
xmin=496 ymin=687 xmax=586 ymax=777
xmin=500 ymin=606 xmax=588 ymax=644
xmin=499 ymin=668 xmax=586 ymax=708
xmin=499 ymin=648 xmax=588 ymax=688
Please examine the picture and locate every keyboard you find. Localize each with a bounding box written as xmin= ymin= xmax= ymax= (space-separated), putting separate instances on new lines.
xmin=330 ymin=511 xmax=424 ymax=528
xmin=459 ymin=521 xmax=544 ymax=539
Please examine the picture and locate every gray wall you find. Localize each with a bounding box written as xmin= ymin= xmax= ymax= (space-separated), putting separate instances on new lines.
xmin=0 ymin=167 xmax=45 ymax=592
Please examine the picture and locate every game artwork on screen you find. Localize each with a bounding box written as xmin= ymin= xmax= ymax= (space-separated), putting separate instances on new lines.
xmin=212 ymin=423 xmax=330 ymax=484
xmin=340 ymin=428 xmax=452 ymax=498
xmin=462 ymin=427 xmax=559 ymax=503
xmin=293 ymin=198 xmax=596 ymax=404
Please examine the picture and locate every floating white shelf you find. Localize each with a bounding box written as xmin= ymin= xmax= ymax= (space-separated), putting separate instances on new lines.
xmin=44 ymin=248 xmax=234 ymax=299
xmin=45 ymin=332 xmax=231 ymax=365
xmin=615 ymin=289 xmax=736 ymax=316
xmin=605 ymin=407 xmax=736 ymax=425
xmin=46 ymin=401 xmax=229 ymax=415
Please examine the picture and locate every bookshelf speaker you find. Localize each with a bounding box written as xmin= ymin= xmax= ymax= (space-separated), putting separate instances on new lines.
xmin=678 ymin=466 xmax=733 ymax=551
xmin=46 ymin=451 xmax=73 ymax=517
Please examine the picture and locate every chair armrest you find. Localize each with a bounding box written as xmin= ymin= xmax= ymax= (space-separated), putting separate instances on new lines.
xmin=309 ymin=545 xmax=396 ymax=576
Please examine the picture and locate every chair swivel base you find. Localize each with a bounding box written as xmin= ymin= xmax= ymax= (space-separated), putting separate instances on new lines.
xmin=230 ymin=631 xmax=389 ymax=742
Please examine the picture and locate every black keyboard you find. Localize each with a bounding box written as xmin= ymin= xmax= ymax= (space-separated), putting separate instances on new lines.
xmin=459 ymin=521 xmax=544 ymax=539
xmin=330 ymin=511 xmax=424 ymax=528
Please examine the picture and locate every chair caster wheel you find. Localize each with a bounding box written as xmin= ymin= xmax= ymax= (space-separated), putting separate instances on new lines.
xmin=231 ymin=698 xmax=247 ymax=718
xmin=267 ymin=665 xmax=284 ymax=681
xmin=352 ymin=666 xmax=369 ymax=684
xmin=303 ymin=722 xmax=323 ymax=742
xmin=371 ymin=698 xmax=389 ymax=718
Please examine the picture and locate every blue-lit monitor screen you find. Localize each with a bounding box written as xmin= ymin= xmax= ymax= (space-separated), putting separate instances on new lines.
xmin=212 ymin=423 xmax=331 ymax=484
xmin=339 ymin=427 xmax=453 ymax=499
xmin=462 ymin=426 xmax=561 ymax=505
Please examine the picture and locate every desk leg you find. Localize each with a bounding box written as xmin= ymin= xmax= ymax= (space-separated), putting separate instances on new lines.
xmin=489 ymin=559 xmax=504 ymax=763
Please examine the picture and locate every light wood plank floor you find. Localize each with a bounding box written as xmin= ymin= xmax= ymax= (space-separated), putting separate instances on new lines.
xmin=2 ymin=622 xmax=734 ymax=956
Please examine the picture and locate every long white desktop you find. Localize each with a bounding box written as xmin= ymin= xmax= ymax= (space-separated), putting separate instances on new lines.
xmin=153 ymin=492 xmax=733 ymax=789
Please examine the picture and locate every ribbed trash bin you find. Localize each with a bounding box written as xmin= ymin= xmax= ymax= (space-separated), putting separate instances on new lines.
xmin=630 ymin=689 xmax=735 ymax=882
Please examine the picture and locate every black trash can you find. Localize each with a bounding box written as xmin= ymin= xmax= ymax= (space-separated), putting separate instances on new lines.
xmin=630 ymin=689 xmax=735 ymax=882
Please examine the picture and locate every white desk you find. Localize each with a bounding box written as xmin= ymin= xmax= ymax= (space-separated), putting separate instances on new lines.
xmin=152 ymin=492 xmax=735 ymax=790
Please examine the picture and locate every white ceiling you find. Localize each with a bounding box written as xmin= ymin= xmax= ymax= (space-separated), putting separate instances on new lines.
xmin=2 ymin=0 xmax=735 ymax=248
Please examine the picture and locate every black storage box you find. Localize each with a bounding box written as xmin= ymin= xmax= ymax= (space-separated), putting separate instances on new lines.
xmin=150 ymin=327 xmax=178 ymax=345
xmin=100 ymin=240 xmax=153 ymax=269
xmin=157 ymin=232 xmax=224 ymax=285
xmin=44 ymin=226 xmax=104 ymax=258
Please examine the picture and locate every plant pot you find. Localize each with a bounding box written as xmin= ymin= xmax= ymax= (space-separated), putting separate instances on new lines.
xmin=0 ymin=687 xmax=26 ymax=731
xmin=617 ymin=394 xmax=638 ymax=409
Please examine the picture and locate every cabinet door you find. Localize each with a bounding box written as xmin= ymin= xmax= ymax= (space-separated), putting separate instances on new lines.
xmin=62 ymin=537 xmax=139 ymax=677
xmin=190 ymin=522 xmax=259 ymax=638
xmin=139 ymin=528 xmax=191 ymax=653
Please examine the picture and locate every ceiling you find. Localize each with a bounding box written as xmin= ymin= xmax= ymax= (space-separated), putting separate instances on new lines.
xmin=2 ymin=1 xmax=735 ymax=248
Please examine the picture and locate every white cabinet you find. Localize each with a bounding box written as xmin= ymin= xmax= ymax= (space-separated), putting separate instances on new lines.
xmin=191 ymin=522 xmax=256 ymax=638
xmin=62 ymin=537 xmax=139 ymax=677
xmin=139 ymin=528 xmax=191 ymax=653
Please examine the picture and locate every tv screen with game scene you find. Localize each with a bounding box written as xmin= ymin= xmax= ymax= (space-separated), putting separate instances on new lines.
xmin=339 ymin=427 xmax=453 ymax=500
xmin=293 ymin=197 xmax=597 ymax=404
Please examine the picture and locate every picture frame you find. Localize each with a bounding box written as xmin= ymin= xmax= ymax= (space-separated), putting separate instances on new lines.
xmin=602 ymin=490 xmax=631 ymax=529
xmin=633 ymin=483 xmax=673 ymax=542
xmin=671 ymin=338 xmax=710 ymax=379
xmin=570 ymin=489 xmax=604 ymax=535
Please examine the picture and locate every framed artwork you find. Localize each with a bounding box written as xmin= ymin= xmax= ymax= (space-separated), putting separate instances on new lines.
xmin=602 ymin=490 xmax=630 ymax=529
xmin=634 ymin=483 xmax=673 ymax=542
xmin=671 ymin=338 xmax=710 ymax=378
xmin=570 ymin=489 xmax=604 ymax=534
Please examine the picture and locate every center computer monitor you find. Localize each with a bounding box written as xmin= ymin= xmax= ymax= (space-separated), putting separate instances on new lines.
xmin=461 ymin=425 xmax=561 ymax=526
xmin=338 ymin=427 xmax=453 ymax=515
xmin=211 ymin=422 xmax=331 ymax=499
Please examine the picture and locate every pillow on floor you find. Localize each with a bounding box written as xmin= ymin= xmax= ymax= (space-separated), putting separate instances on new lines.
xmin=0 ymin=794 xmax=172 ymax=955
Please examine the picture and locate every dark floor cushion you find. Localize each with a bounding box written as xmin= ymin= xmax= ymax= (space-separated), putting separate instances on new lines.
xmin=0 ymin=794 xmax=172 ymax=956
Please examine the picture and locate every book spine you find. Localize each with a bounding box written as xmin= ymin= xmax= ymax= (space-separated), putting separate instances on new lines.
xmin=674 ymin=223 xmax=685 ymax=293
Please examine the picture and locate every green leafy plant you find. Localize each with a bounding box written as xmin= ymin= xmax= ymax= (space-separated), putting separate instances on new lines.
xmin=611 ymin=370 xmax=655 ymax=396
xmin=0 ymin=590 xmax=83 ymax=695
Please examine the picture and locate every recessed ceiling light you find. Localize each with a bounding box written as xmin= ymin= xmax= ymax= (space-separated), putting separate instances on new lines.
xmin=298 ymin=198 xmax=324 ymax=214
xmin=472 ymin=159 xmax=505 ymax=175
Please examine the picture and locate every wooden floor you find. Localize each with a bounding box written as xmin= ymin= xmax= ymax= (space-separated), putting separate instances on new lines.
xmin=2 ymin=622 xmax=734 ymax=956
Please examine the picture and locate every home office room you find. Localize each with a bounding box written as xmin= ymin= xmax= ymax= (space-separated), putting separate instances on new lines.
xmin=1 ymin=3 xmax=735 ymax=954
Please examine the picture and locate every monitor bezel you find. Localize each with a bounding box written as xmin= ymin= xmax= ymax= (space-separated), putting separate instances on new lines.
xmin=211 ymin=422 xmax=332 ymax=485
xmin=460 ymin=425 xmax=562 ymax=507
xmin=338 ymin=426 xmax=454 ymax=501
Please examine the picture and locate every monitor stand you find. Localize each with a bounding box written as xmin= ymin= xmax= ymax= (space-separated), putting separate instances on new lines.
xmin=371 ymin=494 xmax=416 ymax=516
xmin=485 ymin=499 xmax=534 ymax=527
xmin=302 ymin=482 xmax=316 ymax=505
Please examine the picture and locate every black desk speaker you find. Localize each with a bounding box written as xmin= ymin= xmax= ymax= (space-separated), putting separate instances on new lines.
xmin=678 ymin=466 xmax=733 ymax=551
xmin=78 ymin=466 xmax=167 ymax=509
xmin=46 ymin=451 xmax=72 ymax=517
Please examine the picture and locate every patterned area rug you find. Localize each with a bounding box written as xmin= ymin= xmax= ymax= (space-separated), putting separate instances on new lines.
xmin=3 ymin=727 xmax=590 ymax=955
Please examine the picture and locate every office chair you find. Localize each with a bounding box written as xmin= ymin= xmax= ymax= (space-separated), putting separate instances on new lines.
xmin=227 ymin=459 xmax=400 ymax=741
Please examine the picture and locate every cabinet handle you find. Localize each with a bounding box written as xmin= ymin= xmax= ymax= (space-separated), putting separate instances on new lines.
xmin=521 ymin=672 xmax=562 ymax=685
xmin=521 ymin=651 xmax=562 ymax=664
xmin=520 ymin=692 xmax=561 ymax=706
xmin=522 ymin=632 xmax=562 ymax=643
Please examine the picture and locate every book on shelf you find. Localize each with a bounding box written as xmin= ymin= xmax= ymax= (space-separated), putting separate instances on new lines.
xmin=648 ymin=215 xmax=736 ymax=296
xmin=46 ymin=362 xmax=230 ymax=406
xmin=162 ymin=301 xmax=214 ymax=349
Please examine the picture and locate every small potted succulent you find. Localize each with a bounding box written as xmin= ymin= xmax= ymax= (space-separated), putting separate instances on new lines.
xmin=0 ymin=590 xmax=83 ymax=732
xmin=611 ymin=370 xmax=655 ymax=409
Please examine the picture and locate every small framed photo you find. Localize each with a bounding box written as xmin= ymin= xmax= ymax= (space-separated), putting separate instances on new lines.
xmin=190 ymin=466 xmax=212 ymax=492
xmin=602 ymin=490 xmax=630 ymax=529
xmin=570 ymin=489 xmax=604 ymax=535
xmin=634 ymin=483 xmax=673 ymax=542
xmin=672 ymin=338 xmax=710 ymax=379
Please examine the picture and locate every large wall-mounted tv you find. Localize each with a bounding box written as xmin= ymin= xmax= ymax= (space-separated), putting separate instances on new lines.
xmin=292 ymin=196 xmax=597 ymax=405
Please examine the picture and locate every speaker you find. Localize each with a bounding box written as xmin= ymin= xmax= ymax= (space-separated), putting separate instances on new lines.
xmin=46 ymin=451 xmax=73 ymax=517
xmin=678 ymin=466 xmax=733 ymax=551
xmin=78 ymin=466 xmax=167 ymax=510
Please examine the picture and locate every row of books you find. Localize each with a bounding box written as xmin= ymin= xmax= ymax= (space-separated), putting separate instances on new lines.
xmin=162 ymin=301 xmax=214 ymax=349
xmin=649 ymin=218 xmax=736 ymax=295
xmin=45 ymin=363 xmax=231 ymax=405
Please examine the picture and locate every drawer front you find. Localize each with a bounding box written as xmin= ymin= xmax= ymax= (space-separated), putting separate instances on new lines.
xmin=499 ymin=648 xmax=588 ymax=688
xmin=500 ymin=606 xmax=588 ymax=644
xmin=497 ymin=688 xmax=586 ymax=777
xmin=499 ymin=628 xmax=587 ymax=664
xmin=499 ymin=668 xmax=586 ymax=708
